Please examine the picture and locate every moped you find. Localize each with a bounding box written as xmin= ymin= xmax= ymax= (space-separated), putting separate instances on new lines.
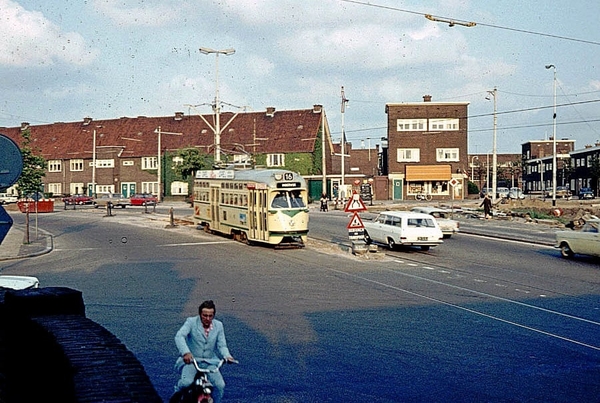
xmin=170 ymin=358 xmax=238 ymax=403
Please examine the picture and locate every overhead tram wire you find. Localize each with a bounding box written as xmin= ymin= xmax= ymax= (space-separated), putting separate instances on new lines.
xmin=339 ymin=0 xmax=600 ymax=46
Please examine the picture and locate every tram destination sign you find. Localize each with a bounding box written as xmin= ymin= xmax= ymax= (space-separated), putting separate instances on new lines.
xmin=276 ymin=182 xmax=301 ymax=188
xmin=195 ymin=170 xmax=235 ymax=179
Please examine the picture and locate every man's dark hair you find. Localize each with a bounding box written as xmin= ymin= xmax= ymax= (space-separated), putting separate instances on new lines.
xmin=199 ymin=300 xmax=216 ymax=314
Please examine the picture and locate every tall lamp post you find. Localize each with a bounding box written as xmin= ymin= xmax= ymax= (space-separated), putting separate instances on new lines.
xmin=340 ymin=86 xmax=349 ymax=198
xmin=486 ymin=88 xmax=497 ymax=203
xmin=545 ymin=64 xmax=557 ymax=206
xmin=199 ymin=47 xmax=235 ymax=163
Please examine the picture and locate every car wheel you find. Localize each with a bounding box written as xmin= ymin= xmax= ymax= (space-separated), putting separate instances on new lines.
xmin=560 ymin=243 xmax=574 ymax=258
xmin=387 ymin=238 xmax=396 ymax=250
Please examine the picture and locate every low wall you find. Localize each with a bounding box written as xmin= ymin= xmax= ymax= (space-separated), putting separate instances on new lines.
xmin=0 ymin=287 xmax=162 ymax=403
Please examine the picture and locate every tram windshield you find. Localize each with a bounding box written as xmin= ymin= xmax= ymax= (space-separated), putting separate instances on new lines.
xmin=271 ymin=190 xmax=306 ymax=209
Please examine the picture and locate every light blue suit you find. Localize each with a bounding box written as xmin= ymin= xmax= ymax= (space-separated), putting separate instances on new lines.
xmin=174 ymin=316 xmax=231 ymax=403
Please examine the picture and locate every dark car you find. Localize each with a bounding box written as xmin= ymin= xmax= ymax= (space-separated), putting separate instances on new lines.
xmin=130 ymin=193 xmax=158 ymax=206
xmin=578 ymin=187 xmax=595 ymax=199
xmin=62 ymin=194 xmax=94 ymax=205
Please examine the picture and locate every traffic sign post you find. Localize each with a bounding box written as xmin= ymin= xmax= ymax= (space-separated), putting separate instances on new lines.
xmin=344 ymin=190 xmax=368 ymax=213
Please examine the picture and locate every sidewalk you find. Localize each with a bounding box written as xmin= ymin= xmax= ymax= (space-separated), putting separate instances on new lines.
xmin=0 ymin=223 xmax=52 ymax=261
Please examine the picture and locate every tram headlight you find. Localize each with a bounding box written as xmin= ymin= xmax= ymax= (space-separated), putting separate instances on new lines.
xmin=289 ymin=219 xmax=295 ymax=227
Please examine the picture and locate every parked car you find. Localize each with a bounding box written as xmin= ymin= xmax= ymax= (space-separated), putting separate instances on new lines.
xmin=578 ymin=187 xmax=595 ymax=200
xmin=129 ymin=193 xmax=158 ymax=206
xmin=545 ymin=186 xmax=572 ymax=199
xmin=62 ymin=194 xmax=94 ymax=205
xmin=555 ymin=218 xmax=600 ymax=259
xmin=508 ymin=187 xmax=525 ymax=200
xmin=93 ymin=193 xmax=131 ymax=208
xmin=496 ymin=187 xmax=510 ymax=199
xmin=0 ymin=193 xmax=18 ymax=204
xmin=363 ymin=211 xmax=444 ymax=251
xmin=410 ymin=206 xmax=459 ymax=238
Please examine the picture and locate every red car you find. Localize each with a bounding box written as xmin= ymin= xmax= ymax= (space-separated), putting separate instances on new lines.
xmin=62 ymin=194 xmax=94 ymax=205
xmin=129 ymin=193 xmax=158 ymax=206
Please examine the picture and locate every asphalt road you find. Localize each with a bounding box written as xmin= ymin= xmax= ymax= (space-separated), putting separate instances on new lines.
xmin=1 ymin=206 xmax=599 ymax=402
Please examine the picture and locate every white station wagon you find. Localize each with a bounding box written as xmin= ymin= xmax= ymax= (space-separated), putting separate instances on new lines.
xmin=555 ymin=219 xmax=600 ymax=259
xmin=363 ymin=211 xmax=444 ymax=251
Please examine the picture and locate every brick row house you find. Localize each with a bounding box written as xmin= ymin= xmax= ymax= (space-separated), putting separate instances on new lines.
xmin=0 ymin=105 xmax=381 ymax=203
xmin=385 ymin=96 xmax=470 ymax=200
xmin=521 ymin=139 xmax=576 ymax=195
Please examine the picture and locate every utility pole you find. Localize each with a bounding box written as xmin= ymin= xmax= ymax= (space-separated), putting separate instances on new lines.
xmin=341 ymin=86 xmax=349 ymax=199
xmin=546 ymin=64 xmax=557 ymax=206
xmin=487 ymin=88 xmax=498 ymax=204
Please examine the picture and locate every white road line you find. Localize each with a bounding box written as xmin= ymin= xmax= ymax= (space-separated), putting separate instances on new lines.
xmin=325 ymin=266 xmax=600 ymax=352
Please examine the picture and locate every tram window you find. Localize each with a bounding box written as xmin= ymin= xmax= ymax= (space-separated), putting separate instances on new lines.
xmin=271 ymin=192 xmax=288 ymax=208
xmin=289 ymin=190 xmax=305 ymax=208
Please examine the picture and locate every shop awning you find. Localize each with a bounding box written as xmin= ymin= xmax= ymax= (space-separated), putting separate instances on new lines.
xmin=405 ymin=165 xmax=451 ymax=181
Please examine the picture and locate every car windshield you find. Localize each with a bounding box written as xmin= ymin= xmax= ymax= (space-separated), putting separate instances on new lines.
xmin=270 ymin=190 xmax=306 ymax=209
xmin=582 ymin=222 xmax=599 ymax=233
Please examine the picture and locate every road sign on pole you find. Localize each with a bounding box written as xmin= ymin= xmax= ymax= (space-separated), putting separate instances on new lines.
xmin=344 ymin=190 xmax=368 ymax=213
xmin=346 ymin=212 xmax=365 ymax=229
xmin=0 ymin=206 xmax=13 ymax=245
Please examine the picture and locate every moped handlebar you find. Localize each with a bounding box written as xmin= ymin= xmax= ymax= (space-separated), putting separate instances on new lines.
xmin=191 ymin=358 xmax=239 ymax=373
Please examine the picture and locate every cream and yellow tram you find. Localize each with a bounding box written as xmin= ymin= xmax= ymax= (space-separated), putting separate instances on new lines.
xmin=192 ymin=169 xmax=309 ymax=247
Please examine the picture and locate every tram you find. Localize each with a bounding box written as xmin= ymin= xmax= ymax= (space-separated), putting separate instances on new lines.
xmin=192 ymin=168 xmax=309 ymax=247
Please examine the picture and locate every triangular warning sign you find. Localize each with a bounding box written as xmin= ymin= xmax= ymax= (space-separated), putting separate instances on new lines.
xmin=344 ymin=190 xmax=368 ymax=213
xmin=346 ymin=212 xmax=365 ymax=229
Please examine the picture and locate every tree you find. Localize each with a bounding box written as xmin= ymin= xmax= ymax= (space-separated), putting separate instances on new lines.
xmin=590 ymin=155 xmax=600 ymax=196
xmin=16 ymin=129 xmax=46 ymax=197
xmin=174 ymin=147 xmax=213 ymax=180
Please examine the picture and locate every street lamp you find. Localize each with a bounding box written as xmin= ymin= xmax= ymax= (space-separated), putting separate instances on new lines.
xmin=199 ymin=47 xmax=235 ymax=163
xmin=340 ymin=86 xmax=349 ymax=197
xmin=545 ymin=64 xmax=557 ymax=206
xmin=486 ymin=88 xmax=497 ymax=203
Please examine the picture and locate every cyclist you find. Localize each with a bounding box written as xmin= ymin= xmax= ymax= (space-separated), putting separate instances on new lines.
xmin=173 ymin=300 xmax=236 ymax=403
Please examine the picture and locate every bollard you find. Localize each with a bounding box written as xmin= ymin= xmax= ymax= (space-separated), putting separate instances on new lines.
xmin=169 ymin=207 xmax=175 ymax=226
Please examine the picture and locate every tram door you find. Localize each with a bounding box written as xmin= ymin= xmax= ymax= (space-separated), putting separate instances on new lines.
xmin=210 ymin=186 xmax=220 ymax=231
xmin=248 ymin=188 xmax=268 ymax=241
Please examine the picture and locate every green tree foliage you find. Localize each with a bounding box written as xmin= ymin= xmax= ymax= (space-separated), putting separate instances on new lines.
xmin=174 ymin=147 xmax=213 ymax=179
xmin=16 ymin=129 xmax=46 ymax=197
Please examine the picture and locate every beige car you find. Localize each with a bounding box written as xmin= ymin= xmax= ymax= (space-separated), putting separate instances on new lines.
xmin=411 ymin=206 xmax=459 ymax=238
xmin=93 ymin=193 xmax=131 ymax=208
xmin=555 ymin=219 xmax=600 ymax=258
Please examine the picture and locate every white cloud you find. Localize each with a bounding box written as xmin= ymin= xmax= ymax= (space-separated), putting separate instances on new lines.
xmin=0 ymin=0 xmax=97 ymax=67
xmin=92 ymin=0 xmax=182 ymax=27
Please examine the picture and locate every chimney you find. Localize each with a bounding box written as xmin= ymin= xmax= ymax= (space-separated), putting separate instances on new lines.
xmin=266 ymin=107 xmax=276 ymax=117
xmin=174 ymin=112 xmax=184 ymax=121
xmin=83 ymin=117 xmax=93 ymax=126
xmin=423 ymin=95 xmax=432 ymax=102
xmin=313 ymin=104 xmax=323 ymax=113
xmin=20 ymin=122 xmax=29 ymax=131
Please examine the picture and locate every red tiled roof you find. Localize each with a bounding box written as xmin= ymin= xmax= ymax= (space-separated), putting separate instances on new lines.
xmin=0 ymin=107 xmax=324 ymax=160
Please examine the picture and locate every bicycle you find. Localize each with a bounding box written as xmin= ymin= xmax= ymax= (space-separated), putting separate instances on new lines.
xmin=414 ymin=192 xmax=432 ymax=201
xmin=170 ymin=358 xmax=238 ymax=403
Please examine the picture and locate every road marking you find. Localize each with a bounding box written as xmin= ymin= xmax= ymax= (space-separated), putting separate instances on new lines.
xmin=324 ymin=266 xmax=600 ymax=352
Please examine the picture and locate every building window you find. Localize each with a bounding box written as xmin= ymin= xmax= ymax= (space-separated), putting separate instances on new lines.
xmin=397 ymin=119 xmax=426 ymax=131
xmin=90 ymin=159 xmax=115 ymax=168
xmin=70 ymin=159 xmax=84 ymax=171
xmin=429 ymin=118 xmax=459 ymax=131
xmin=142 ymin=157 xmax=158 ymax=170
xmin=48 ymin=160 xmax=62 ymax=172
xmin=141 ymin=182 xmax=158 ymax=194
xmin=47 ymin=183 xmax=62 ymax=195
xmin=123 ymin=160 xmax=134 ymax=166
xmin=171 ymin=181 xmax=188 ymax=196
xmin=69 ymin=183 xmax=85 ymax=195
xmin=397 ymin=148 xmax=420 ymax=162
xmin=267 ymin=154 xmax=285 ymax=167
xmin=96 ymin=185 xmax=114 ymax=194
xmin=436 ymin=148 xmax=459 ymax=162
xmin=172 ymin=156 xmax=183 ymax=166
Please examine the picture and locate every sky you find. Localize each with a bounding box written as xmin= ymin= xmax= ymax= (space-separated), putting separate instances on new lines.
xmin=0 ymin=0 xmax=599 ymax=154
